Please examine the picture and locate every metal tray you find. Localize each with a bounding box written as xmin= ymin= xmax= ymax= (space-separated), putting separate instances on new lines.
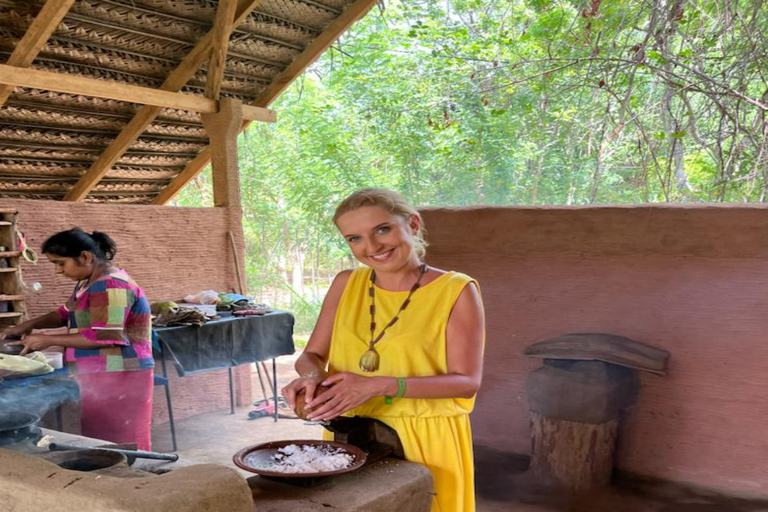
xmin=233 ymin=439 xmax=366 ymax=478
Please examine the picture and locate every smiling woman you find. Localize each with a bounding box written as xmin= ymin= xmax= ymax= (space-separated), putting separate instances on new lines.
xmin=0 ymin=228 xmax=154 ymax=450
xmin=280 ymin=188 xmax=486 ymax=512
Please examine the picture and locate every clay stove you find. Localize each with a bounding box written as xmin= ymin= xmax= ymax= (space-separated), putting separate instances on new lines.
xmin=524 ymin=333 xmax=669 ymax=491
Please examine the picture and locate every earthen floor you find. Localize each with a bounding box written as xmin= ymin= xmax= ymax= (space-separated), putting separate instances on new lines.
xmin=151 ymin=353 xmax=768 ymax=512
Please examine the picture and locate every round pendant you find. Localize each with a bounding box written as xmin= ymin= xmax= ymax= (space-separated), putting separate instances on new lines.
xmin=359 ymin=347 xmax=380 ymax=373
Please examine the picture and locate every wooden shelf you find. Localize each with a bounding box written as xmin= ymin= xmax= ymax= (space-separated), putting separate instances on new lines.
xmin=0 ymin=211 xmax=24 ymax=325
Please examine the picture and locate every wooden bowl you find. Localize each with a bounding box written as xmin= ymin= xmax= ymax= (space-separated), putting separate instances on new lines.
xmin=232 ymin=440 xmax=366 ymax=478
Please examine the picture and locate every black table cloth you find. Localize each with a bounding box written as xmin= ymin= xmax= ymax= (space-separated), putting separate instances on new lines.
xmin=153 ymin=311 xmax=295 ymax=377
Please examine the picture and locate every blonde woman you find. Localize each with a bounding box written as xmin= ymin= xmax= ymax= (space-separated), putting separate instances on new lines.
xmin=282 ymin=188 xmax=485 ymax=512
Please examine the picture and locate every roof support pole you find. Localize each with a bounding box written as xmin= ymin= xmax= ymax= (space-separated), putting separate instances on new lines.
xmin=202 ymin=97 xmax=244 ymax=208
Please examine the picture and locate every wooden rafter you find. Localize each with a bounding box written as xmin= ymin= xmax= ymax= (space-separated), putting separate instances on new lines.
xmin=206 ymin=0 xmax=238 ymax=100
xmin=152 ymin=0 xmax=383 ymax=205
xmin=62 ymin=0 xmax=267 ymax=202
xmin=0 ymin=0 xmax=76 ymax=108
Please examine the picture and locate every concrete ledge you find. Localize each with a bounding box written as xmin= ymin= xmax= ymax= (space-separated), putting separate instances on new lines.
xmin=0 ymin=448 xmax=253 ymax=512
xmin=248 ymin=458 xmax=434 ymax=512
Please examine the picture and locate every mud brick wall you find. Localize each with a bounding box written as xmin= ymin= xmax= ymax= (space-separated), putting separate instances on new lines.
xmin=1 ymin=198 xmax=253 ymax=425
xmin=421 ymin=205 xmax=768 ymax=497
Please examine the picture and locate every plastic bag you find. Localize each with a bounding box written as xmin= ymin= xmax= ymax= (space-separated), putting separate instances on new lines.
xmin=0 ymin=352 xmax=54 ymax=376
xmin=182 ymin=290 xmax=221 ymax=305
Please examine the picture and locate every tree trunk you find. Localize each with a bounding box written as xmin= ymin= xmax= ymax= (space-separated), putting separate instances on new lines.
xmin=530 ymin=412 xmax=618 ymax=491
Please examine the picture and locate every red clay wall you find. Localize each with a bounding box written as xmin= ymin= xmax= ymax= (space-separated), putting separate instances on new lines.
xmin=421 ymin=205 xmax=768 ymax=496
xmin=1 ymin=198 xmax=256 ymax=425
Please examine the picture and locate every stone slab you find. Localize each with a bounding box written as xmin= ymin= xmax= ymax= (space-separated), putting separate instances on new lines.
xmin=31 ymin=428 xmax=434 ymax=512
xmin=0 ymin=448 xmax=253 ymax=512
xmin=248 ymin=457 xmax=434 ymax=512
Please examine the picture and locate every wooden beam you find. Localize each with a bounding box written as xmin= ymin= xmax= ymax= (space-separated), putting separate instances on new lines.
xmin=0 ymin=64 xmax=221 ymax=113
xmin=206 ymin=0 xmax=238 ymax=100
xmin=0 ymin=63 xmax=274 ymax=120
xmin=152 ymin=0 xmax=382 ymax=205
xmin=62 ymin=0 xmax=267 ymax=202
xmin=241 ymin=105 xmax=276 ymax=123
xmin=0 ymin=0 xmax=76 ymax=108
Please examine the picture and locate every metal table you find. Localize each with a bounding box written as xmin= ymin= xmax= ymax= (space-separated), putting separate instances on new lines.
xmin=153 ymin=311 xmax=295 ymax=420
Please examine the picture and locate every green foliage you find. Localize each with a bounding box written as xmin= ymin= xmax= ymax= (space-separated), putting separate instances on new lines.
xmin=174 ymin=0 xmax=768 ymax=330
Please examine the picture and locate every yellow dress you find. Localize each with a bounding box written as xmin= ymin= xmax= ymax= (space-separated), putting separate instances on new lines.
xmin=326 ymin=267 xmax=480 ymax=512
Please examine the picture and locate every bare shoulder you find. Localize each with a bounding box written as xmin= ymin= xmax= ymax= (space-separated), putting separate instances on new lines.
xmin=448 ymin=280 xmax=484 ymax=331
xmin=324 ymin=269 xmax=354 ymax=300
xmin=331 ymin=269 xmax=354 ymax=289
xmin=423 ymin=266 xmax=448 ymax=286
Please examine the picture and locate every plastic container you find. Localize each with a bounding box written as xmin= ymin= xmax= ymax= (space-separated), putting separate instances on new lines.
xmin=43 ymin=351 xmax=63 ymax=370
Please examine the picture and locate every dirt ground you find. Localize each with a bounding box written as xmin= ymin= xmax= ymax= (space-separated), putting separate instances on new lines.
xmin=151 ymin=352 xmax=768 ymax=512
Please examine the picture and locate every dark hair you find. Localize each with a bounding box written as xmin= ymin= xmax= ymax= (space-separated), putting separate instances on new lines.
xmin=42 ymin=228 xmax=117 ymax=262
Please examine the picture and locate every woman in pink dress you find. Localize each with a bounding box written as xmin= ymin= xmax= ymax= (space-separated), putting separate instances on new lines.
xmin=1 ymin=228 xmax=155 ymax=450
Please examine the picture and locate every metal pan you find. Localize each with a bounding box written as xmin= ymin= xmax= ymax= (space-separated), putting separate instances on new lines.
xmin=0 ymin=412 xmax=42 ymax=446
xmin=0 ymin=341 xmax=23 ymax=356
xmin=233 ymin=439 xmax=366 ymax=478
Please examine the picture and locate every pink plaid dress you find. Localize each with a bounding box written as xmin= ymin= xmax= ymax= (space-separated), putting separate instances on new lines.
xmin=58 ymin=268 xmax=155 ymax=450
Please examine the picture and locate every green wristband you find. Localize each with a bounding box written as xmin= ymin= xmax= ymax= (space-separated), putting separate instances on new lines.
xmin=395 ymin=376 xmax=406 ymax=398
xmin=384 ymin=377 xmax=406 ymax=405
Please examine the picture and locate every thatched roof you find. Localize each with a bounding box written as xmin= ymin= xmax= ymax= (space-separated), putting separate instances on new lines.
xmin=0 ymin=0 xmax=377 ymax=204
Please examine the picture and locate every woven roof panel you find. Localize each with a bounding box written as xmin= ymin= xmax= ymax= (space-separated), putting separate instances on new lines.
xmin=0 ymin=0 xmax=362 ymax=203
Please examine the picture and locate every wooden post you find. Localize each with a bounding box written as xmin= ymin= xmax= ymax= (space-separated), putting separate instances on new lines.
xmin=525 ymin=358 xmax=642 ymax=491
xmin=201 ymin=97 xmax=243 ymax=208
xmin=529 ymin=412 xmax=618 ymax=490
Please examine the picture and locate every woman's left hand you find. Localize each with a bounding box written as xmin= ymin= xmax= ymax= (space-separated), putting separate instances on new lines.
xmin=305 ymin=372 xmax=383 ymax=421
xmin=7 ymin=334 xmax=52 ymax=356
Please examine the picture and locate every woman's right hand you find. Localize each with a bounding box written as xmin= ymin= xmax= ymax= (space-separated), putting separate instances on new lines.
xmin=0 ymin=324 xmax=32 ymax=340
xmin=281 ymin=374 xmax=326 ymax=411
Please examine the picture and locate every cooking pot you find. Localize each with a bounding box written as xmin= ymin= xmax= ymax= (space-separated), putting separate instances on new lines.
xmin=0 ymin=411 xmax=42 ymax=447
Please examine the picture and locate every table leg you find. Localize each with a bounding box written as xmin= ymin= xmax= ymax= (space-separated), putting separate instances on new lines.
xmin=228 ymin=367 xmax=235 ymax=415
xmin=56 ymin=405 xmax=63 ymax=431
xmin=272 ymin=359 xmax=278 ymax=422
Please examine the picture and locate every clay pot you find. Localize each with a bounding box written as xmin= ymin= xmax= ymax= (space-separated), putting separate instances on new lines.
xmin=294 ymin=385 xmax=332 ymax=420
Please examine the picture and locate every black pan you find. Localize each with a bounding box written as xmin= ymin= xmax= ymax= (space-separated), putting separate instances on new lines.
xmin=0 ymin=411 xmax=42 ymax=446
xmin=0 ymin=342 xmax=23 ymax=356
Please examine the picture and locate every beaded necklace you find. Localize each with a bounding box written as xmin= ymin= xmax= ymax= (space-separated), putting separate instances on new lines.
xmin=359 ymin=263 xmax=428 ymax=372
